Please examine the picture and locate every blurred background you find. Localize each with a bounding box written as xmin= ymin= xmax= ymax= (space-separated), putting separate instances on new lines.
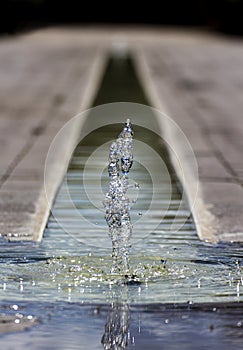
xmin=1 ymin=0 xmax=243 ymax=35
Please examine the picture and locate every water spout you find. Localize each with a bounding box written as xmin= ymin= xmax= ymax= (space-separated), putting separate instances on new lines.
xmin=103 ymin=119 xmax=134 ymax=274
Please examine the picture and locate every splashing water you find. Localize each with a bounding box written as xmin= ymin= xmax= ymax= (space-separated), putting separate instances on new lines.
xmin=103 ymin=119 xmax=134 ymax=274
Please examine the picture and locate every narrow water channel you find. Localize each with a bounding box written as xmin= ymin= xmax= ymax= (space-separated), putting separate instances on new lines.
xmin=0 ymin=55 xmax=243 ymax=349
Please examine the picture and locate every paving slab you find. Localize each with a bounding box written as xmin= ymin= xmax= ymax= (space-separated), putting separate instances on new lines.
xmin=134 ymin=31 xmax=243 ymax=242
xmin=0 ymin=28 xmax=106 ymax=241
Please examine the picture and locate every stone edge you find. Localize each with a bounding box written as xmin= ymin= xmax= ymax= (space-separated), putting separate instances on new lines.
xmin=132 ymin=49 xmax=219 ymax=243
xmin=32 ymin=53 xmax=108 ymax=242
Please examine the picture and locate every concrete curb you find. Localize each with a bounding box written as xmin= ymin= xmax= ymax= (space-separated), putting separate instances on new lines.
xmin=133 ymin=50 xmax=219 ymax=243
xmin=33 ymin=53 xmax=108 ymax=242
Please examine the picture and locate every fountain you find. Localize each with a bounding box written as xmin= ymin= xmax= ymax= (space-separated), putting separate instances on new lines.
xmin=0 ymin=56 xmax=242 ymax=349
xmin=102 ymin=119 xmax=133 ymax=349
xmin=103 ymin=119 xmax=134 ymax=274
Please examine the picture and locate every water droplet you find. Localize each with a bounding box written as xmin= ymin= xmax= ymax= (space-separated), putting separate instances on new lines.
xmin=181 ymin=315 xmax=189 ymax=320
xmin=69 ymin=265 xmax=81 ymax=272
xmin=93 ymin=308 xmax=100 ymax=315
xmin=237 ymin=321 xmax=242 ymax=327
xmin=237 ymin=282 xmax=240 ymax=298
xmin=164 ymin=319 xmax=170 ymax=324
xmin=14 ymin=319 xmax=20 ymax=324
xmin=161 ymin=259 xmax=167 ymax=267
xmin=209 ymin=324 xmax=214 ymax=332
xmin=11 ymin=304 xmax=19 ymax=311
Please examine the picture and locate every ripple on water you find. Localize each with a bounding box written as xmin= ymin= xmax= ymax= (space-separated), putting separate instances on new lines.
xmin=0 ymin=124 xmax=243 ymax=305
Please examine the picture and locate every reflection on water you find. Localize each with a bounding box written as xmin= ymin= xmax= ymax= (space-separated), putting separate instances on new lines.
xmin=0 ymin=299 xmax=243 ymax=350
xmin=102 ymin=285 xmax=130 ymax=350
xmin=102 ymin=302 xmax=130 ymax=350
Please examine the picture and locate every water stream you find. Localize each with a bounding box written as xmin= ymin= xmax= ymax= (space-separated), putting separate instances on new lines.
xmin=104 ymin=119 xmax=133 ymax=274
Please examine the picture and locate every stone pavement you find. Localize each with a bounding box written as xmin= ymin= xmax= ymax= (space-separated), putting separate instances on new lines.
xmin=135 ymin=32 xmax=243 ymax=242
xmin=0 ymin=28 xmax=106 ymax=241
xmin=0 ymin=27 xmax=243 ymax=243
